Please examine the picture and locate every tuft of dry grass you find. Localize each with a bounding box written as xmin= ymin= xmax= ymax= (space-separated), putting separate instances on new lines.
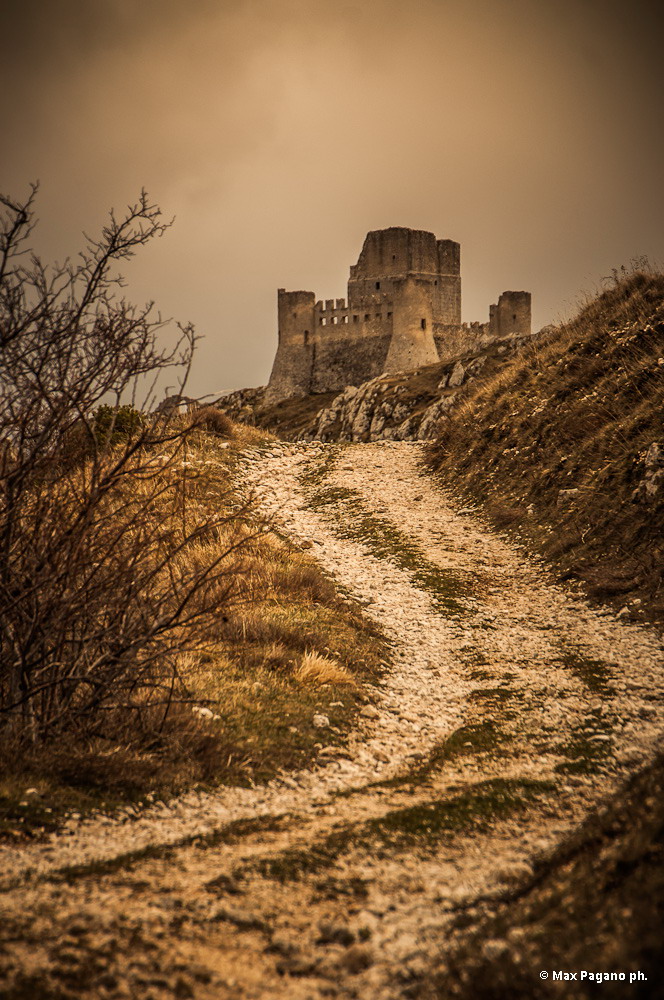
xmin=293 ymin=651 xmax=357 ymax=687
xmin=426 ymin=268 xmax=664 ymax=621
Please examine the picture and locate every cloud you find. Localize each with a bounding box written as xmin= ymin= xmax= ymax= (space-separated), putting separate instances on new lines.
xmin=1 ymin=0 xmax=662 ymax=396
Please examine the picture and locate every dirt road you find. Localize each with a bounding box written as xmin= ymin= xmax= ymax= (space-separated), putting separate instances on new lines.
xmin=1 ymin=442 xmax=662 ymax=1000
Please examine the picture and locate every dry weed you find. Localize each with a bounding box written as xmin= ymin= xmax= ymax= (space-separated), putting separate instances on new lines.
xmin=293 ymin=651 xmax=357 ymax=687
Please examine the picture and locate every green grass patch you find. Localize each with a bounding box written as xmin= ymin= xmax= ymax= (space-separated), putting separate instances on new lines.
xmin=39 ymin=813 xmax=293 ymax=887
xmin=337 ymin=719 xmax=512 ymax=798
xmin=300 ymin=451 xmax=475 ymax=615
xmin=363 ymin=778 xmax=554 ymax=848
xmin=245 ymin=778 xmax=554 ymax=882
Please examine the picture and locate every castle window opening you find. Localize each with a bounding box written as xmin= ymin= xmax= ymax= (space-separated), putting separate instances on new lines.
xmin=364 ymin=314 xmax=370 ymax=321
xmin=375 ymin=313 xmax=381 ymax=320
xmin=353 ymin=315 xmax=359 ymax=323
xmin=304 ymin=330 xmax=309 ymax=344
xmin=331 ymin=316 xmax=337 ymax=324
xmin=421 ymin=318 xmax=427 ymax=329
xmin=342 ymin=316 xmax=348 ymax=323
xmin=513 ymin=313 xmax=517 ymax=321
xmin=387 ymin=311 xmax=392 ymax=318
xmin=375 ymin=281 xmax=380 ymax=290
xmin=320 ymin=317 xmax=326 ymax=325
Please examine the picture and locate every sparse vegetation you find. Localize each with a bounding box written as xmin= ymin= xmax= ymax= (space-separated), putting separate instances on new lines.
xmin=242 ymin=779 xmax=554 ymax=883
xmin=427 ymin=268 xmax=664 ymax=621
xmin=417 ymin=753 xmax=664 ymax=1000
xmin=363 ymin=778 xmax=553 ymax=848
xmin=301 ymin=449 xmax=475 ymax=614
xmin=0 ymin=188 xmax=387 ymax=836
xmin=0 ymin=419 xmax=387 ymax=835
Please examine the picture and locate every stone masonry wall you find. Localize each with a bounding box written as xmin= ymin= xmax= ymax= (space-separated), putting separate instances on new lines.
xmin=264 ymin=228 xmax=531 ymax=403
xmin=310 ymin=335 xmax=392 ymax=393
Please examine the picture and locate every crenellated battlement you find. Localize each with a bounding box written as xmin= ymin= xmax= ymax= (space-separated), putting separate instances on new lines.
xmin=265 ymin=228 xmax=531 ymax=402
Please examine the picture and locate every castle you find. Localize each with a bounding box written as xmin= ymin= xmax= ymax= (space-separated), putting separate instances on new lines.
xmin=265 ymin=227 xmax=531 ymax=403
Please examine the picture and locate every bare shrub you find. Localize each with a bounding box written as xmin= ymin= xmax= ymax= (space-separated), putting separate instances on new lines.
xmin=0 ymin=186 xmax=253 ymax=748
xmin=190 ymin=406 xmax=235 ymax=438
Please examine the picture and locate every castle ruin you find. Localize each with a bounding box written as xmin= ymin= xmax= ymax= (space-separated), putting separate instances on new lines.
xmin=266 ymin=227 xmax=531 ymax=403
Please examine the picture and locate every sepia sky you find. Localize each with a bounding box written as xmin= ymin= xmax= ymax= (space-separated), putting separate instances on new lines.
xmin=2 ymin=0 xmax=663 ymax=398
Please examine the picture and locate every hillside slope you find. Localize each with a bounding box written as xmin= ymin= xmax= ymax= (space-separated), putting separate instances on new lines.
xmin=215 ymin=332 xmax=537 ymax=442
xmin=427 ymin=271 xmax=664 ymax=622
xmin=418 ymin=749 xmax=664 ymax=1000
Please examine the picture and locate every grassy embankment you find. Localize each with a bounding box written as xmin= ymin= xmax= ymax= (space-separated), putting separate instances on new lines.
xmin=0 ymin=415 xmax=387 ymax=841
xmin=427 ymin=270 xmax=664 ymax=623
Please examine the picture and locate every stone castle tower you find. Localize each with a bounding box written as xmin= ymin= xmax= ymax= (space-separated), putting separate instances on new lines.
xmin=266 ymin=227 xmax=530 ymax=403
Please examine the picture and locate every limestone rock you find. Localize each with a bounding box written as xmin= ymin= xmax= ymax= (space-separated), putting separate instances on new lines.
xmin=447 ymin=360 xmax=467 ymax=387
xmin=417 ymin=395 xmax=458 ymax=439
xmin=557 ymin=488 xmax=580 ymax=507
xmin=631 ymin=441 xmax=664 ymax=503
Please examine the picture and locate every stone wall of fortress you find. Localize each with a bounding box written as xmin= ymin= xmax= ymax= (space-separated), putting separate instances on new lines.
xmin=265 ymin=228 xmax=531 ymax=403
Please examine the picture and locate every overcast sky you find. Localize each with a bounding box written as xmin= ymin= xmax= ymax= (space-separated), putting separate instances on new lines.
xmin=2 ymin=0 xmax=662 ymax=398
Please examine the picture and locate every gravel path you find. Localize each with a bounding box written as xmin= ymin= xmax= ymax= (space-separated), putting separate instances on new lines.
xmin=1 ymin=441 xmax=662 ymax=1000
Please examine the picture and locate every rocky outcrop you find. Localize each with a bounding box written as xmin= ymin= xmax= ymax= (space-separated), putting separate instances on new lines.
xmin=214 ymin=332 xmax=537 ymax=443
xmin=300 ymin=340 xmax=528 ymax=442
xmin=212 ymin=386 xmax=266 ymax=425
xmin=304 ymin=376 xmax=454 ymax=442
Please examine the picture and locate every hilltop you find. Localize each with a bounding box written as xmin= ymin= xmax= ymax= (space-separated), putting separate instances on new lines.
xmin=217 ymin=270 xmax=664 ymax=623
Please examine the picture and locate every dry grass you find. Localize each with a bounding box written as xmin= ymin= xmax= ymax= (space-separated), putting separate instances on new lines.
xmin=0 ymin=418 xmax=387 ymax=838
xmin=293 ymin=651 xmax=357 ymax=687
xmin=426 ymin=268 xmax=664 ymax=621
xmin=253 ymin=391 xmax=339 ymax=438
